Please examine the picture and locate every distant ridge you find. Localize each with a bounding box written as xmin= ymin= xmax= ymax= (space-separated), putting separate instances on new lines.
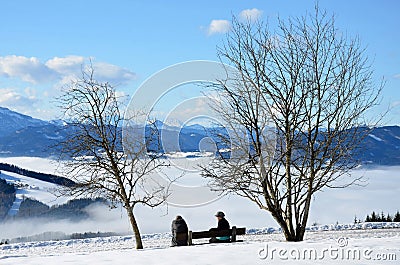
xmin=1 ymin=107 xmax=400 ymax=165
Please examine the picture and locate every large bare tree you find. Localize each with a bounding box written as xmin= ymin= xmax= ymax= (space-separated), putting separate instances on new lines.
xmin=57 ymin=65 xmax=168 ymax=249
xmin=202 ymin=7 xmax=383 ymax=241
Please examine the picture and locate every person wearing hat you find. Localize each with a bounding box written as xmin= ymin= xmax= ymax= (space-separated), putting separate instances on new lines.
xmin=209 ymin=211 xmax=230 ymax=243
xmin=171 ymin=215 xmax=189 ymax=246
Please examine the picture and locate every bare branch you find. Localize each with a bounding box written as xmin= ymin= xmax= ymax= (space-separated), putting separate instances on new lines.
xmin=202 ymin=7 xmax=382 ymax=242
xmin=56 ymin=64 xmax=170 ymax=249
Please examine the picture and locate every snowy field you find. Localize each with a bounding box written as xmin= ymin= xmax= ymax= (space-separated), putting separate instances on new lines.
xmin=1 ymin=228 xmax=399 ymax=264
xmin=1 ymin=156 xmax=400 ymax=264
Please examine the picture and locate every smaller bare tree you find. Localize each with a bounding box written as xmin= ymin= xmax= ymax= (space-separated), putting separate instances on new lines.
xmin=57 ymin=65 xmax=169 ymax=249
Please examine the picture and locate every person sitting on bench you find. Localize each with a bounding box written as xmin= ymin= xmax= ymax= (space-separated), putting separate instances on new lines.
xmin=171 ymin=215 xmax=189 ymax=246
xmin=209 ymin=211 xmax=231 ymax=243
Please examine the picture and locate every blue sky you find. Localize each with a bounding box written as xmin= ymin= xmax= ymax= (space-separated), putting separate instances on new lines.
xmin=0 ymin=0 xmax=399 ymax=124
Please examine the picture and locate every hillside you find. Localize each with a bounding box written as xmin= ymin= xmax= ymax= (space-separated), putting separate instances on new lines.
xmin=0 ymin=163 xmax=74 ymax=186
xmin=0 ymin=163 xmax=106 ymax=222
xmin=0 ymin=179 xmax=102 ymax=222
xmin=0 ymin=178 xmax=15 ymax=219
xmin=14 ymin=197 xmax=106 ymax=221
xmin=0 ymin=107 xmax=48 ymax=138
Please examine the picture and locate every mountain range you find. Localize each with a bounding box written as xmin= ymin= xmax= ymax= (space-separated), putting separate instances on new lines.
xmin=0 ymin=106 xmax=400 ymax=165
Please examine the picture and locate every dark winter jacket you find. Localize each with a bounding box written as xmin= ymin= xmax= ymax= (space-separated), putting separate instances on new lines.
xmin=216 ymin=217 xmax=230 ymax=231
xmin=171 ymin=218 xmax=188 ymax=246
xmin=210 ymin=217 xmax=230 ymax=241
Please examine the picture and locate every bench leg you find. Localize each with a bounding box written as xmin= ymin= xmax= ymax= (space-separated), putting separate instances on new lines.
xmin=188 ymin=231 xmax=193 ymax=246
xmin=231 ymin=226 xmax=237 ymax=242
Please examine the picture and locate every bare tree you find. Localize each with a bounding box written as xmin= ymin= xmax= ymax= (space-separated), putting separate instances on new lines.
xmin=202 ymin=7 xmax=383 ymax=241
xmin=57 ymin=65 xmax=169 ymax=249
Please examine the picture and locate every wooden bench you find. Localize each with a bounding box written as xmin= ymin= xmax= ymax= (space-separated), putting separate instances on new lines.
xmin=188 ymin=226 xmax=246 ymax=245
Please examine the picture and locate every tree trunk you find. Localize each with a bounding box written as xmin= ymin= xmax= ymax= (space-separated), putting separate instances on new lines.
xmin=126 ymin=206 xmax=143 ymax=249
xmin=281 ymin=194 xmax=312 ymax=242
xmin=282 ymin=227 xmax=305 ymax=242
xmin=282 ymin=226 xmax=297 ymax=241
xmin=270 ymin=209 xmax=299 ymax=242
xmin=279 ymin=208 xmax=310 ymax=242
xmin=273 ymin=205 xmax=308 ymax=242
xmin=297 ymin=192 xmax=313 ymax=241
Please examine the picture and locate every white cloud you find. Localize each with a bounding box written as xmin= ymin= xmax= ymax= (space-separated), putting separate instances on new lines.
xmin=239 ymin=8 xmax=263 ymax=22
xmin=207 ymin=19 xmax=231 ymax=35
xmin=0 ymin=88 xmax=40 ymax=118
xmin=206 ymin=8 xmax=262 ymax=36
xmin=45 ymin=55 xmax=85 ymax=76
xmin=46 ymin=56 xmax=136 ymax=85
xmin=0 ymin=56 xmax=136 ymax=120
xmin=0 ymin=55 xmax=57 ymax=83
xmin=0 ymin=87 xmax=62 ymax=120
xmin=91 ymin=61 xmax=136 ymax=85
xmin=394 ymin=74 xmax=400 ymax=79
xmin=0 ymin=55 xmax=136 ymax=85
xmin=0 ymin=88 xmax=37 ymax=105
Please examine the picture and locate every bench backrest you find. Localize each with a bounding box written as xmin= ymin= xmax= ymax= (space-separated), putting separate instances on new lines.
xmin=191 ymin=227 xmax=246 ymax=239
xmin=188 ymin=226 xmax=246 ymax=245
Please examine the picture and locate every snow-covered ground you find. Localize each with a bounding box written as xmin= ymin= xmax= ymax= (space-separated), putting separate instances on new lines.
xmin=1 ymin=228 xmax=399 ymax=264
xmin=1 ymin=156 xmax=400 ymax=264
